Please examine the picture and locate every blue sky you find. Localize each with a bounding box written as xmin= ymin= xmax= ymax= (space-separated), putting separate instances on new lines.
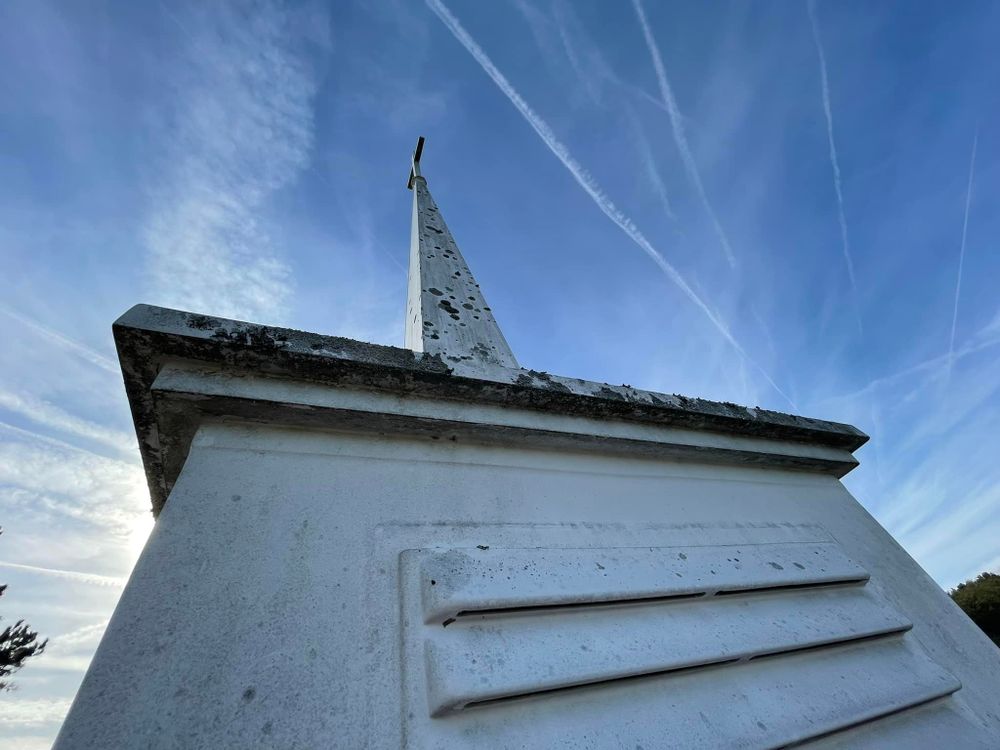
xmin=1 ymin=0 xmax=998 ymax=744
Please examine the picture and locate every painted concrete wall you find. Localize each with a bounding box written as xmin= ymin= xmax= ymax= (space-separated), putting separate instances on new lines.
xmin=55 ymin=408 xmax=1000 ymax=748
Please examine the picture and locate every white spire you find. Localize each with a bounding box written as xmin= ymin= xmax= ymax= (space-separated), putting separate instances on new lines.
xmin=404 ymin=137 xmax=518 ymax=374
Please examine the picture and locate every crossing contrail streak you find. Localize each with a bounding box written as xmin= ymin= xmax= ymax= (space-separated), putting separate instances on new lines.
xmin=948 ymin=128 xmax=979 ymax=377
xmin=807 ymin=0 xmax=861 ymax=320
xmin=821 ymin=329 xmax=1000 ymax=404
xmin=0 ymin=305 xmax=118 ymax=373
xmin=631 ymin=0 xmax=737 ymax=268
xmin=626 ymin=108 xmax=679 ymax=225
xmin=0 ymin=561 xmax=125 ymax=588
xmin=425 ymin=0 xmax=795 ymax=408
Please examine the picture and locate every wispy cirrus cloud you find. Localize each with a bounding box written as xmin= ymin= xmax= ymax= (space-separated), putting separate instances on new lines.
xmin=871 ymin=399 xmax=1000 ymax=589
xmin=0 ymin=698 xmax=74 ymax=730
xmin=630 ymin=0 xmax=736 ymax=268
xmin=28 ymin=620 xmax=112 ymax=674
xmin=0 ymin=389 xmax=134 ymax=455
xmin=0 ymin=306 xmax=117 ymax=374
xmin=144 ymin=1 xmax=330 ymax=323
xmin=426 ymin=0 xmax=793 ymax=408
xmin=0 ymin=422 xmax=147 ymax=540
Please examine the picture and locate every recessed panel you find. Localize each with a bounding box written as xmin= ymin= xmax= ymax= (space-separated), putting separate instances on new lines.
xmin=399 ymin=535 xmax=964 ymax=747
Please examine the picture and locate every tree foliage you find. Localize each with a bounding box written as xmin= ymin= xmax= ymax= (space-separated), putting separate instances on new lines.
xmin=950 ymin=571 xmax=1000 ymax=647
xmin=0 ymin=528 xmax=48 ymax=690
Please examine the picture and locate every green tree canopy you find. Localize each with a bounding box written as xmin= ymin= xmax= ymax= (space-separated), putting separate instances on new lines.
xmin=950 ymin=571 xmax=1000 ymax=646
xmin=1 ymin=528 xmax=48 ymax=690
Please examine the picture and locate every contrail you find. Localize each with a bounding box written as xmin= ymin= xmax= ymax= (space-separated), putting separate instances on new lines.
xmin=822 ymin=329 xmax=1000 ymax=404
xmin=948 ymin=128 xmax=979 ymax=377
xmin=0 ymin=419 xmax=125 ymax=459
xmin=0 ymin=305 xmax=118 ymax=373
xmin=52 ymin=620 xmax=110 ymax=647
xmin=626 ymin=107 xmax=679 ymax=224
xmin=425 ymin=0 xmax=794 ymax=408
xmin=807 ymin=1 xmax=860 ymax=312
xmin=631 ymin=0 xmax=737 ymax=268
xmin=0 ymin=561 xmax=125 ymax=588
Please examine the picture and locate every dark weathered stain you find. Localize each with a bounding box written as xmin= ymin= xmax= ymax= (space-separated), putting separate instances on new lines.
xmin=211 ymin=325 xmax=289 ymax=351
xmin=596 ymin=386 xmax=627 ymax=402
xmin=113 ymin=305 xmax=867 ymax=516
xmin=517 ymin=369 xmax=573 ymax=394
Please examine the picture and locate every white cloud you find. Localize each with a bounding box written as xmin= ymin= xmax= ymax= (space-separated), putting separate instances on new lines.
xmin=143 ymin=1 xmax=330 ymax=323
xmin=0 ymin=389 xmax=134 ymax=455
xmin=0 ymin=422 xmax=147 ymax=541
xmin=0 ymin=698 xmax=74 ymax=730
xmin=28 ymin=620 xmax=111 ymax=674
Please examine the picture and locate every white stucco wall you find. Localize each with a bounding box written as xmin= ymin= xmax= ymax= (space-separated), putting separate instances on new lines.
xmin=54 ymin=409 xmax=1000 ymax=748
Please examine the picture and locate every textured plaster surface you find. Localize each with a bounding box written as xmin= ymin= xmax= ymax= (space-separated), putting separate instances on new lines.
xmin=54 ymin=424 xmax=1000 ymax=748
xmin=144 ymin=362 xmax=860 ymax=516
xmin=113 ymin=304 xmax=867 ymax=514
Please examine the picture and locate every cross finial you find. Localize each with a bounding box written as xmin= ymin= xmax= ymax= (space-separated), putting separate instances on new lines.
xmin=407 ymin=136 xmax=425 ymax=190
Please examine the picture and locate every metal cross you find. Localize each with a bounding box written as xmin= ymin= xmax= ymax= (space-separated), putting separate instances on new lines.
xmin=407 ymin=136 xmax=425 ymax=190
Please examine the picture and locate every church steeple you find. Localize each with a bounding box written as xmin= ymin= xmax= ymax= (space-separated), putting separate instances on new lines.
xmin=404 ymin=137 xmax=518 ymax=375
